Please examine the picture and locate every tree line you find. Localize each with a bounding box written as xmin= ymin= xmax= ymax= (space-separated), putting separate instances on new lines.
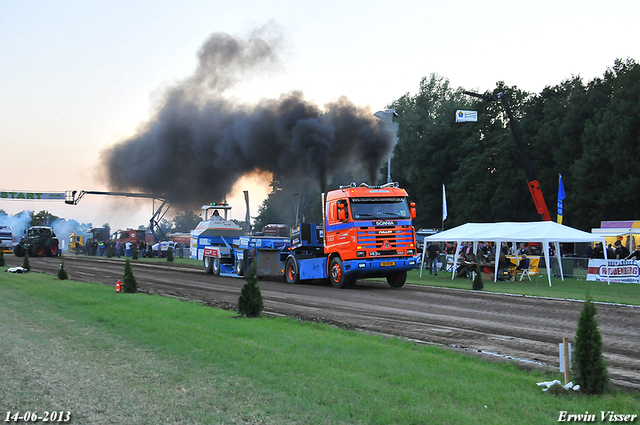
xmin=255 ymin=58 xmax=640 ymax=232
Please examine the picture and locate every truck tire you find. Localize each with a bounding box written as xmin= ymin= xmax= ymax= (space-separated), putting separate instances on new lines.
xmin=13 ymin=245 xmax=25 ymax=257
xmin=235 ymin=257 xmax=245 ymax=276
xmin=329 ymin=257 xmax=354 ymax=289
xmin=31 ymin=244 xmax=46 ymax=257
xmin=212 ymin=258 xmax=221 ymax=275
xmin=285 ymin=256 xmax=300 ymax=284
xmin=204 ymin=256 xmax=213 ymax=274
xmin=386 ymin=271 xmax=407 ymax=288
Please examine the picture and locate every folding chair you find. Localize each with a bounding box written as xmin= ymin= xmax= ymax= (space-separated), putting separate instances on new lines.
xmin=517 ymin=267 xmax=531 ymax=281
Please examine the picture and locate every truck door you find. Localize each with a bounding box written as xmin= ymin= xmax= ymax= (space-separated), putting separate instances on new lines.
xmin=326 ymin=199 xmax=352 ymax=258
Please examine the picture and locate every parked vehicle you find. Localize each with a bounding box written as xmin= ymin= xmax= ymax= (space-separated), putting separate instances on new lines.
xmin=0 ymin=226 xmax=13 ymax=254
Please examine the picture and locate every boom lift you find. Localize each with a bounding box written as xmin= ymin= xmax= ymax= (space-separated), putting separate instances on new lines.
xmin=463 ymin=90 xmax=551 ymax=221
xmin=65 ymin=190 xmax=171 ymax=242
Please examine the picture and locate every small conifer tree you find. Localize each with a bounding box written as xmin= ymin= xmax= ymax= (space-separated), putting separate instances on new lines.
xmin=122 ymin=258 xmax=138 ymax=293
xmin=57 ymin=256 xmax=69 ymax=280
xmin=132 ymin=244 xmax=139 ymax=260
xmin=106 ymin=244 xmax=113 ymax=258
xmin=572 ymin=293 xmax=609 ymax=394
xmin=167 ymin=247 xmax=174 ymax=262
xmin=22 ymin=251 xmax=31 ymax=271
xmin=472 ymin=263 xmax=484 ymax=290
xmin=0 ymin=250 xmax=5 ymax=267
xmin=237 ymin=261 xmax=263 ymax=317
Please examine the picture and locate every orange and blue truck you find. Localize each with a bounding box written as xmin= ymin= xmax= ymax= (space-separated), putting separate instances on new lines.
xmin=202 ymin=182 xmax=419 ymax=288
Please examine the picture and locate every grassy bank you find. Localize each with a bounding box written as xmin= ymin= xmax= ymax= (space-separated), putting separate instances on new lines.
xmin=1 ymin=270 xmax=638 ymax=424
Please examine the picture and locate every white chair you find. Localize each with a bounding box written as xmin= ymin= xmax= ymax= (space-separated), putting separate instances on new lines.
xmin=518 ymin=267 xmax=531 ymax=281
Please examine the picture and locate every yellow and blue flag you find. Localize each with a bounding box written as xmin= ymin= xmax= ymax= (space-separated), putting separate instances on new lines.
xmin=557 ymin=174 xmax=566 ymax=224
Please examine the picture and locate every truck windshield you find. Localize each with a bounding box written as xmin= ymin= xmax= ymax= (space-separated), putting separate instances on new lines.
xmin=350 ymin=197 xmax=410 ymax=220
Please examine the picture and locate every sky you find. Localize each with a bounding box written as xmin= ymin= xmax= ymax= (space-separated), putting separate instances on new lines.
xmin=1 ymin=0 xmax=638 ymax=233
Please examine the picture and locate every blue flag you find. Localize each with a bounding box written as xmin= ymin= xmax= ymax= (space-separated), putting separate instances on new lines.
xmin=557 ymin=174 xmax=565 ymax=224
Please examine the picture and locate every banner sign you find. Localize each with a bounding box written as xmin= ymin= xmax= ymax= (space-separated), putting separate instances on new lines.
xmin=587 ymin=259 xmax=640 ymax=283
xmin=0 ymin=191 xmax=66 ymax=201
xmin=455 ymin=110 xmax=478 ymax=122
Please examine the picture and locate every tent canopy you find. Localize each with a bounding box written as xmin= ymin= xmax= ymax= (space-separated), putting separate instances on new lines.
xmin=421 ymin=221 xmax=608 ymax=286
xmin=424 ymin=221 xmax=604 ymax=244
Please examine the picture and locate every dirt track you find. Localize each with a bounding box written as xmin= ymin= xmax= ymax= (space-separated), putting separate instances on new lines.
xmin=19 ymin=255 xmax=640 ymax=390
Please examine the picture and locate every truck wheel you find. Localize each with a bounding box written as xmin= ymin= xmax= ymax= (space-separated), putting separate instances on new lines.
xmin=212 ymin=258 xmax=221 ymax=275
xmin=204 ymin=256 xmax=213 ymax=274
xmin=386 ymin=271 xmax=407 ymax=288
xmin=235 ymin=258 xmax=245 ymax=276
xmin=285 ymin=257 xmax=300 ymax=284
xmin=329 ymin=257 xmax=353 ymax=289
xmin=13 ymin=245 xmax=25 ymax=257
xmin=31 ymin=244 xmax=46 ymax=257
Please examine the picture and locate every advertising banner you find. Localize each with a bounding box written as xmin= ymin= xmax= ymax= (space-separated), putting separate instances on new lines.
xmin=587 ymin=259 xmax=640 ymax=283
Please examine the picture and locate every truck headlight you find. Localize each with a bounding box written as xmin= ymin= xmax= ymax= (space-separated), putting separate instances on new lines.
xmin=356 ymin=251 xmax=366 ymax=257
xmin=407 ymin=249 xmax=415 ymax=255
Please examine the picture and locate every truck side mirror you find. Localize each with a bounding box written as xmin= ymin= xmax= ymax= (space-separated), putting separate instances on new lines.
xmin=337 ymin=203 xmax=347 ymax=222
xmin=410 ymin=202 xmax=417 ymax=220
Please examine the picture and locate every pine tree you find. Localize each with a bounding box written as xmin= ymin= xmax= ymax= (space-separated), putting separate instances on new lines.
xmin=132 ymin=244 xmax=139 ymax=260
xmin=572 ymin=293 xmax=609 ymax=394
xmin=57 ymin=256 xmax=69 ymax=280
xmin=122 ymin=258 xmax=138 ymax=293
xmin=0 ymin=250 xmax=5 ymax=267
xmin=237 ymin=261 xmax=263 ymax=317
xmin=22 ymin=251 xmax=31 ymax=271
xmin=472 ymin=263 xmax=484 ymax=290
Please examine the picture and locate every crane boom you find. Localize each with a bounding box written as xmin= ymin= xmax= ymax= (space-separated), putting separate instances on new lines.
xmin=464 ymin=91 xmax=551 ymax=221
xmin=64 ymin=190 xmax=172 ymax=242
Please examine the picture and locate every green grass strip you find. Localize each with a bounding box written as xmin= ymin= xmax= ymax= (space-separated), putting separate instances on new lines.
xmin=1 ymin=269 xmax=638 ymax=424
xmin=406 ymin=270 xmax=640 ymax=305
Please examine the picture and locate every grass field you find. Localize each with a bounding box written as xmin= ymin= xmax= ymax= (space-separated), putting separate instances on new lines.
xmin=404 ymin=269 xmax=640 ymax=306
xmin=1 ymin=269 xmax=638 ymax=424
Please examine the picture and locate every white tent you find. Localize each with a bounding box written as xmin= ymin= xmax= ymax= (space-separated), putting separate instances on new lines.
xmin=420 ymin=221 xmax=609 ymax=286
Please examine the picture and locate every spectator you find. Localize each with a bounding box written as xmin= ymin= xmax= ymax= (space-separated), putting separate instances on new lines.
xmin=628 ymin=245 xmax=640 ymax=260
xmin=426 ymin=243 xmax=440 ymax=276
xmin=614 ymin=240 xmax=630 ymax=259
xmin=125 ymin=241 xmax=132 ymax=257
xmin=509 ymin=254 xmax=530 ymax=281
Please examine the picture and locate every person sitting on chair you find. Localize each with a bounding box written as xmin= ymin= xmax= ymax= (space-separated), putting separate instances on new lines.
xmin=497 ymin=252 xmax=513 ymax=280
xmin=509 ymin=254 xmax=530 ymax=280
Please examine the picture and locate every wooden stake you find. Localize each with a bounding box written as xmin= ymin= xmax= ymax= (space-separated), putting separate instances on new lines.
xmin=563 ymin=337 xmax=570 ymax=385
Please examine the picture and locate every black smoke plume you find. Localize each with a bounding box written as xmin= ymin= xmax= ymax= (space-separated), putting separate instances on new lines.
xmin=102 ymin=25 xmax=394 ymax=208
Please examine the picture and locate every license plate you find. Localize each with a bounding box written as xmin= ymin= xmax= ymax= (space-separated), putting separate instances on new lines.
xmin=381 ymin=261 xmax=395 ymax=267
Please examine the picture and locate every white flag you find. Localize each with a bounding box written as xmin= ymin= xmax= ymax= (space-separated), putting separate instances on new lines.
xmin=442 ymin=184 xmax=448 ymax=222
xmin=455 ymin=110 xmax=478 ymax=122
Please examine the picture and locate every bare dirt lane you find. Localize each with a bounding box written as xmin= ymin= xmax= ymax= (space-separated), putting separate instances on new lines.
xmin=21 ymin=255 xmax=640 ymax=390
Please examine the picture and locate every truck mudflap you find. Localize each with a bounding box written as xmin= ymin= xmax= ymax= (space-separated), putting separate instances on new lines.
xmin=342 ymin=257 xmax=418 ymax=277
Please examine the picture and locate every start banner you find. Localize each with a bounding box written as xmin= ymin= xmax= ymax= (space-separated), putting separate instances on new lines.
xmin=587 ymin=259 xmax=640 ymax=283
xmin=0 ymin=191 xmax=66 ymax=201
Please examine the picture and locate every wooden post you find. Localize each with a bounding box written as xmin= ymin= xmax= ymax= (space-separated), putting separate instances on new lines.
xmin=562 ymin=337 xmax=570 ymax=385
